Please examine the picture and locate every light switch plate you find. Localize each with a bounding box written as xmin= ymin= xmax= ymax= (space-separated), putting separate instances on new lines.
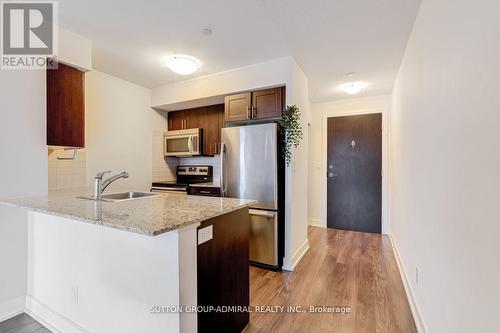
xmin=198 ymin=225 xmax=213 ymax=245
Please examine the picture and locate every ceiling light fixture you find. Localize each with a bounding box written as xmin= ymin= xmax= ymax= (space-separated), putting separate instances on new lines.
xmin=338 ymin=81 xmax=367 ymax=95
xmin=201 ymin=27 xmax=213 ymax=36
xmin=164 ymin=55 xmax=200 ymax=75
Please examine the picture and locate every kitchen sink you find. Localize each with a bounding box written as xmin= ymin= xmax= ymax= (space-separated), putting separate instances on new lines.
xmin=77 ymin=192 xmax=158 ymax=202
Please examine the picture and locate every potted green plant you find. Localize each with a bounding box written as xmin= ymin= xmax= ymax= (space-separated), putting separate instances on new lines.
xmin=280 ymin=105 xmax=303 ymax=166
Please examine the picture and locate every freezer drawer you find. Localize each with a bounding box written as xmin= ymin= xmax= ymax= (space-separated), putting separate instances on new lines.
xmin=249 ymin=209 xmax=278 ymax=267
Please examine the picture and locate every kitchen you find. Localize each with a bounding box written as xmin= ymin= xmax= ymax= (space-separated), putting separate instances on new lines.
xmin=0 ymin=21 xmax=309 ymax=332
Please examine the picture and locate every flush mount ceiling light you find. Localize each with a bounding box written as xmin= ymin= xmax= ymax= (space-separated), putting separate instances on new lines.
xmin=164 ymin=55 xmax=200 ymax=75
xmin=338 ymin=81 xmax=367 ymax=95
xmin=201 ymin=27 xmax=213 ymax=36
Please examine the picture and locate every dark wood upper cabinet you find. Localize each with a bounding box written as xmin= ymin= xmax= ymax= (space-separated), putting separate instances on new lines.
xmin=252 ymin=87 xmax=283 ymax=119
xmin=224 ymin=87 xmax=284 ymax=123
xmin=167 ymin=110 xmax=186 ymax=130
xmin=203 ymin=104 xmax=224 ymax=155
xmin=224 ymin=93 xmax=251 ymax=122
xmin=47 ymin=62 xmax=85 ymax=148
xmin=167 ymin=104 xmax=224 ymax=155
xmin=185 ymin=108 xmax=204 ymax=130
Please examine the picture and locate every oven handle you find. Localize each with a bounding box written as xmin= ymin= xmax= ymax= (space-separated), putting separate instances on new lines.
xmin=151 ymin=187 xmax=187 ymax=192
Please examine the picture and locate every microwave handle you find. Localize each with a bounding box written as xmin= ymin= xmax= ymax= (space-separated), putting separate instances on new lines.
xmin=164 ymin=137 xmax=168 ymax=156
xmin=188 ymin=135 xmax=193 ymax=153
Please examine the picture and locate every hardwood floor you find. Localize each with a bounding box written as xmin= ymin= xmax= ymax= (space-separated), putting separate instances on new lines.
xmin=246 ymin=227 xmax=417 ymax=333
xmin=0 ymin=313 xmax=50 ymax=333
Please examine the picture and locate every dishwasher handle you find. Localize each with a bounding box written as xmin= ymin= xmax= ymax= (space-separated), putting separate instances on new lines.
xmin=249 ymin=209 xmax=276 ymax=219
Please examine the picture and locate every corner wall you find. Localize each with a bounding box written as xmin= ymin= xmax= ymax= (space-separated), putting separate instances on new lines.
xmin=85 ymin=70 xmax=167 ymax=191
xmin=0 ymin=70 xmax=47 ymax=320
xmin=282 ymin=61 xmax=311 ymax=270
xmin=390 ymin=0 xmax=500 ymax=331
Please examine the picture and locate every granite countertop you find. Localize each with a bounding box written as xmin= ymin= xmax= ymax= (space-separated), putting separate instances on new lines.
xmin=189 ymin=182 xmax=220 ymax=188
xmin=0 ymin=188 xmax=254 ymax=236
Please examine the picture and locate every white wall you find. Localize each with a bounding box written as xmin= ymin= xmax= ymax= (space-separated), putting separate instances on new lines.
xmin=0 ymin=27 xmax=92 ymax=321
xmin=282 ymin=61 xmax=311 ymax=270
xmin=309 ymin=96 xmax=390 ymax=233
xmin=0 ymin=70 xmax=47 ymax=320
xmin=152 ymin=57 xmax=292 ymax=109
xmin=58 ymin=29 xmax=92 ymax=71
xmin=85 ymin=70 xmax=167 ymax=192
xmin=390 ymin=1 xmax=500 ymax=332
xmin=153 ymin=57 xmax=310 ymax=270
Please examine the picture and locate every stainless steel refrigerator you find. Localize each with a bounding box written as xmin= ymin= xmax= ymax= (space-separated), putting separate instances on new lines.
xmin=221 ymin=123 xmax=282 ymax=268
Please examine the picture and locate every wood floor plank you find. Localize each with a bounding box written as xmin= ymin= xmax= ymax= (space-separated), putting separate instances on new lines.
xmin=0 ymin=313 xmax=48 ymax=333
xmin=247 ymin=227 xmax=417 ymax=333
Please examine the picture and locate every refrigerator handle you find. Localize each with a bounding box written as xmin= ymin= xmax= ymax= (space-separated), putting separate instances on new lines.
xmin=220 ymin=142 xmax=227 ymax=196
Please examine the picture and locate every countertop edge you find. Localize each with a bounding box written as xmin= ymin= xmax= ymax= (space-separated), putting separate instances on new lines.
xmin=0 ymin=199 xmax=255 ymax=236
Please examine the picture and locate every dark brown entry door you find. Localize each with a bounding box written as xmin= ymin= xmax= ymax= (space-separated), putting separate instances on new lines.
xmin=327 ymin=113 xmax=382 ymax=233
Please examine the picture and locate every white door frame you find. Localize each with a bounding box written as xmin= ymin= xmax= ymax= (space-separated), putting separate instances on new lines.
xmin=321 ymin=107 xmax=389 ymax=234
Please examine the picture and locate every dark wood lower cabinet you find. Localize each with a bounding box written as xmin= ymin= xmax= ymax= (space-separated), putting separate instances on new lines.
xmin=197 ymin=208 xmax=250 ymax=333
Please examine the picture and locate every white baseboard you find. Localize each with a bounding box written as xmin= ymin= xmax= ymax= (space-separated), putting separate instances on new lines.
xmin=283 ymin=239 xmax=310 ymax=271
xmin=308 ymin=219 xmax=324 ymax=228
xmin=0 ymin=296 xmax=25 ymax=322
xmin=25 ymin=296 xmax=89 ymax=333
xmin=389 ymin=234 xmax=427 ymax=333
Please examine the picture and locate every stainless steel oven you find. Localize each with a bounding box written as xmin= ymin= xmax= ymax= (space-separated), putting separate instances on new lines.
xmin=164 ymin=128 xmax=202 ymax=157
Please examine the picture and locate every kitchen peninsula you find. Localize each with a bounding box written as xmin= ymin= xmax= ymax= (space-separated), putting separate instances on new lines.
xmin=0 ymin=190 xmax=254 ymax=333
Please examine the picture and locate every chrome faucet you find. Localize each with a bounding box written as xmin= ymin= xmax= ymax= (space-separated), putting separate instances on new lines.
xmin=93 ymin=171 xmax=129 ymax=200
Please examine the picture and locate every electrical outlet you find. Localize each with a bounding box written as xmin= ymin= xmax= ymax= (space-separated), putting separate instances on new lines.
xmin=415 ymin=267 xmax=419 ymax=285
xmin=198 ymin=225 xmax=213 ymax=245
xmin=72 ymin=286 xmax=79 ymax=305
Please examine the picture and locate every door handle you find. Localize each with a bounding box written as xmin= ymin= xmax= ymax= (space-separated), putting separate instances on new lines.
xmin=328 ymin=172 xmax=338 ymax=178
xmin=251 ymin=105 xmax=256 ymax=119
xmin=246 ymin=106 xmax=251 ymax=119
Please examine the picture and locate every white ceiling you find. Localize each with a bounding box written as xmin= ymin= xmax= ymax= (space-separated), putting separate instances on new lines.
xmin=59 ymin=0 xmax=420 ymax=102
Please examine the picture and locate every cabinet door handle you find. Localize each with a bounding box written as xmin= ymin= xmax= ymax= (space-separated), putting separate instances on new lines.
xmin=247 ymin=106 xmax=251 ymax=119
xmin=251 ymin=105 xmax=256 ymax=119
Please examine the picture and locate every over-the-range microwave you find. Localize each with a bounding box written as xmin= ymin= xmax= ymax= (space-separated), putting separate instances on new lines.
xmin=164 ymin=128 xmax=202 ymax=157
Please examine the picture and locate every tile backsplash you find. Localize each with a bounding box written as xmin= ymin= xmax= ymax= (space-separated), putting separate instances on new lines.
xmin=48 ymin=132 xmax=216 ymax=190
xmin=48 ymin=148 xmax=87 ymax=190
xmin=152 ymin=131 xmax=178 ymax=182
